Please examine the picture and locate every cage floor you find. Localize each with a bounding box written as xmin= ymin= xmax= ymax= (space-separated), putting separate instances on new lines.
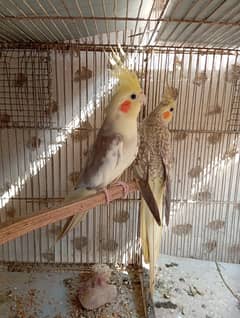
xmin=152 ymin=255 xmax=240 ymax=318
xmin=0 ymin=264 xmax=146 ymax=318
xmin=0 ymin=257 xmax=239 ymax=318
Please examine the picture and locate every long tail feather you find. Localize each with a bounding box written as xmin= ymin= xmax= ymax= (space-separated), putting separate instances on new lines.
xmin=56 ymin=212 xmax=87 ymax=242
xmin=56 ymin=187 xmax=96 ymax=242
xmin=137 ymin=178 xmax=161 ymax=226
xmin=140 ymin=179 xmax=164 ymax=294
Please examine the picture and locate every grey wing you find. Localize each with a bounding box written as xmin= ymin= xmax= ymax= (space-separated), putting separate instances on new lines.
xmin=163 ymin=166 xmax=171 ymax=226
xmin=76 ymin=132 xmax=124 ymax=190
xmin=135 ymin=128 xmax=161 ymax=225
xmin=159 ymin=131 xmax=172 ymax=226
xmin=135 ymin=125 xmax=152 ymax=179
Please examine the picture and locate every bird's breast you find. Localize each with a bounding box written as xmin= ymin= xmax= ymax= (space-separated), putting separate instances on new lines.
xmin=119 ymin=134 xmax=138 ymax=167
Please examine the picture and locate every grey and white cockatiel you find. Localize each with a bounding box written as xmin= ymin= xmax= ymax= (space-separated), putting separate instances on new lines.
xmin=56 ymin=49 xmax=146 ymax=242
xmin=134 ymin=86 xmax=178 ymax=293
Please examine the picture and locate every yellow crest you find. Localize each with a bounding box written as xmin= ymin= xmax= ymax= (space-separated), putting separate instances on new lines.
xmin=109 ymin=45 xmax=141 ymax=93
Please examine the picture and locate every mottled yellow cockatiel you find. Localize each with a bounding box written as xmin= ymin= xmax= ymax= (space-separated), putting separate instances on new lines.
xmin=56 ymin=47 xmax=145 ymax=242
xmin=134 ymin=86 xmax=178 ymax=293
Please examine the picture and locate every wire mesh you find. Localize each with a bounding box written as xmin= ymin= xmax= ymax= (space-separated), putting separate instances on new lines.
xmin=0 ymin=43 xmax=239 ymax=265
xmin=228 ymin=76 xmax=240 ymax=131
xmin=0 ymin=48 xmax=52 ymax=128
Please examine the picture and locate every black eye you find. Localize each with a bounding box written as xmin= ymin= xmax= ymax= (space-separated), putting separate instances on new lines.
xmin=130 ymin=94 xmax=137 ymax=100
xmin=170 ymin=108 xmax=174 ymax=112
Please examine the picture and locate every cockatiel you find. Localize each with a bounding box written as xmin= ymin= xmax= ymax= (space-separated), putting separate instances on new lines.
xmin=78 ymin=264 xmax=117 ymax=310
xmin=56 ymin=48 xmax=145 ymax=242
xmin=134 ymin=86 xmax=178 ymax=293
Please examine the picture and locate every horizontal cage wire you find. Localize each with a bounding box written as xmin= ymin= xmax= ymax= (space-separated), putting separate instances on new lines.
xmin=0 ymin=43 xmax=239 ymax=266
xmin=0 ymin=0 xmax=240 ymax=49
xmin=0 ymin=0 xmax=166 ymax=46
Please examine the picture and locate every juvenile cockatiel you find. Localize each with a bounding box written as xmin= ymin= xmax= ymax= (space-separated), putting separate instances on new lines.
xmin=78 ymin=264 xmax=117 ymax=310
xmin=134 ymin=86 xmax=178 ymax=293
xmin=56 ymin=49 xmax=145 ymax=242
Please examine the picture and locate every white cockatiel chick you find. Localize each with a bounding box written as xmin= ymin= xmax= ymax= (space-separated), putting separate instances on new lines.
xmin=78 ymin=264 xmax=117 ymax=310
xmin=56 ymin=47 xmax=145 ymax=241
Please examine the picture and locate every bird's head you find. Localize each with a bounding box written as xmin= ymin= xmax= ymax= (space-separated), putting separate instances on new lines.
xmin=107 ymin=46 xmax=145 ymax=119
xmin=155 ymin=86 xmax=178 ymax=125
xmin=159 ymin=104 xmax=175 ymax=124
xmin=114 ymin=88 xmax=145 ymax=118
xmin=110 ymin=69 xmax=145 ymax=119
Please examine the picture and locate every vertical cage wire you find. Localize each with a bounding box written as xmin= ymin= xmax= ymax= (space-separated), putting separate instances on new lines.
xmin=0 ymin=44 xmax=239 ymax=265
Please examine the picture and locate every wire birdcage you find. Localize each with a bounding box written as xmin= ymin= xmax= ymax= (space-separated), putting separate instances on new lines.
xmin=0 ymin=1 xmax=240 ymax=317
xmin=0 ymin=42 xmax=239 ymax=265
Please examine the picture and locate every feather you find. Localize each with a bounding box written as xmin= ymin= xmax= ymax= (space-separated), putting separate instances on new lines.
xmin=164 ymin=177 xmax=171 ymax=226
xmin=109 ymin=44 xmax=141 ymax=94
xmin=135 ymin=86 xmax=178 ymax=294
xmin=135 ymin=166 xmax=161 ymax=226
xmin=55 ymin=46 xmax=143 ymax=243
xmin=56 ymin=187 xmax=96 ymax=242
xmin=56 ymin=133 xmax=124 ymax=242
xmin=140 ymin=179 xmax=164 ymax=293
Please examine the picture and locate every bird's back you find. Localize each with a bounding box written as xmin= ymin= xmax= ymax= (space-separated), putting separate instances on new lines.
xmin=138 ymin=119 xmax=171 ymax=181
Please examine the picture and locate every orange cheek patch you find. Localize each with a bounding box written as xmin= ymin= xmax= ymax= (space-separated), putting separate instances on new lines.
xmin=120 ymin=100 xmax=131 ymax=113
xmin=163 ymin=111 xmax=171 ymax=119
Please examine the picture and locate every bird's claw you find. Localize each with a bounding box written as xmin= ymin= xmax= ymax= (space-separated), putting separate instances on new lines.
xmin=103 ymin=188 xmax=111 ymax=204
xmin=115 ymin=181 xmax=129 ymax=199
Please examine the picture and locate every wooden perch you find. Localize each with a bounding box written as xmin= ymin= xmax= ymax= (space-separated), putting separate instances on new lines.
xmin=0 ymin=181 xmax=138 ymax=245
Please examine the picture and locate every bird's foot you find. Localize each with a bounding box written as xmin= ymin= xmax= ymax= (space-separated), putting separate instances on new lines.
xmin=103 ymin=187 xmax=111 ymax=204
xmin=115 ymin=181 xmax=129 ymax=199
